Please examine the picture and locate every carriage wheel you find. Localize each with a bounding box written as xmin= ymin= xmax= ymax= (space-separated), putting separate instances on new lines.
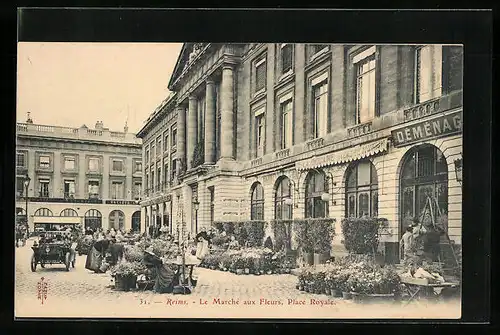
xmin=40 ymin=262 xmax=45 ymax=268
xmin=72 ymin=255 xmax=76 ymax=268
xmin=30 ymin=254 xmax=37 ymax=272
xmin=65 ymin=252 xmax=71 ymax=271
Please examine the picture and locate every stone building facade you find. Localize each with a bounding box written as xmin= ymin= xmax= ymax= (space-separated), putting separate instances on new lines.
xmin=16 ymin=118 xmax=143 ymax=232
xmin=138 ymin=43 xmax=463 ymax=261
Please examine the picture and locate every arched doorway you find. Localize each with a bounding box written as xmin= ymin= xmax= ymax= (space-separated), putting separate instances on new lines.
xmin=399 ymin=144 xmax=448 ymax=238
xmin=345 ymin=160 xmax=378 ymax=218
xmin=109 ymin=210 xmax=125 ymax=231
xmin=131 ymin=211 xmax=141 ymax=232
xmin=84 ymin=209 xmax=102 ymax=231
xmin=305 ymin=169 xmax=328 ymax=218
xmin=250 ymin=182 xmax=264 ymax=220
xmin=34 ymin=208 xmax=53 ymax=217
xmin=16 ymin=207 xmax=27 ymax=225
xmin=274 ymin=176 xmax=292 ymax=220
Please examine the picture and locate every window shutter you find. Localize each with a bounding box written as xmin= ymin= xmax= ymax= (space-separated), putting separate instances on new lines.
xmin=255 ymin=60 xmax=267 ymax=91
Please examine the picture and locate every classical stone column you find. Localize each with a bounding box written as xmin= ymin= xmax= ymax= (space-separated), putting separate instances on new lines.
xmin=187 ymin=96 xmax=198 ymax=169
xmin=220 ymin=65 xmax=234 ymax=160
xmin=176 ymin=105 xmax=186 ymax=176
xmin=204 ymin=79 xmax=216 ymax=164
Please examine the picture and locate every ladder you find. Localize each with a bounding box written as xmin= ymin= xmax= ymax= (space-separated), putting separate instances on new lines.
xmin=418 ymin=195 xmax=459 ymax=275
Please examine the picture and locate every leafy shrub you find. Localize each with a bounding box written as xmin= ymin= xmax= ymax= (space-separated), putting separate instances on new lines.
xmin=293 ymin=218 xmax=336 ymax=254
xmin=270 ymin=219 xmax=293 ymax=251
xmin=123 ymin=245 xmax=144 ymax=263
xmin=341 ymin=217 xmax=384 ymax=255
xmin=213 ymin=221 xmax=266 ymax=247
xmin=110 ymin=260 xmax=146 ymax=277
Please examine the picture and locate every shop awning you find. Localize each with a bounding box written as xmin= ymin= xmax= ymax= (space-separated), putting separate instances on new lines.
xmin=296 ymin=138 xmax=390 ymax=171
xmin=33 ymin=216 xmax=82 ymax=225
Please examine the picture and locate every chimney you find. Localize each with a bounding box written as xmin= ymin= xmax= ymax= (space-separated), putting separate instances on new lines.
xmin=124 ymin=120 xmax=129 ymax=133
xmin=26 ymin=112 xmax=33 ymax=124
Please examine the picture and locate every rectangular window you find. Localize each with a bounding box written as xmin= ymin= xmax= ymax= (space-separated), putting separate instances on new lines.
xmin=157 ymin=139 xmax=162 ymax=156
xmin=151 ymin=144 xmax=156 ymax=158
xmin=164 ymin=163 xmax=169 ymax=187
xmin=39 ymin=179 xmax=50 ymax=197
xmin=171 ymin=129 xmax=177 ymax=147
xmin=355 ymin=49 xmax=377 ymax=124
xmin=88 ymin=158 xmax=99 ymax=171
xmin=255 ymin=57 xmax=267 ymax=92
xmin=281 ymin=44 xmax=293 ymax=74
xmin=312 ymin=44 xmax=327 ymax=55
xmin=112 ymin=159 xmax=124 ymax=172
xmin=415 ymin=45 xmax=442 ymax=103
xmin=146 ymin=149 xmax=150 ymax=163
xmin=88 ymin=180 xmax=100 ymax=199
xmin=111 ymin=181 xmax=124 ymax=199
xmin=39 ymin=155 xmax=50 ymax=168
xmin=157 ymin=166 xmax=161 ymax=189
xmin=134 ymin=160 xmax=142 ymax=173
xmin=64 ymin=157 xmax=75 ymax=170
xmin=63 ymin=180 xmax=75 ymax=198
xmin=164 ymin=134 xmax=169 ymax=152
xmin=145 ymin=173 xmax=149 ymax=195
xmin=16 ymin=152 xmax=26 ymax=168
xmin=172 ymin=159 xmax=177 ymax=181
xmin=133 ymin=182 xmax=142 ymax=200
xmin=313 ymin=80 xmax=329 ymax=138
xmin=255 ymin=110 xmax=266 ymax=158
xmin=280 ymin=99 xmax=293 ymax=149
xmin=16 ymin=177 xmax=25 ymax=196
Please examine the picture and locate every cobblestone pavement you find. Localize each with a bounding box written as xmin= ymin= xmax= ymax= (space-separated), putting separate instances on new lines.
xmin=15 ymin=239 xmax=461 ymax=319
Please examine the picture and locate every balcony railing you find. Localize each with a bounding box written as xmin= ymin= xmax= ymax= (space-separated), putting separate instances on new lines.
xmin=347 ymin=121 xmax=373 ymax=138
xmin=275 ymin=148 xmax=290 ymax=159
xmin=305 ymin=137 xmax=325 ymax=151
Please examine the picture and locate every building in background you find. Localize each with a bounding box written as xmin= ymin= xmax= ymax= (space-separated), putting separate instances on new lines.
xmin=138 ymin=43 xmax=463 ymax=262
xmin=16 ymin=117 xmax=143 ymax=233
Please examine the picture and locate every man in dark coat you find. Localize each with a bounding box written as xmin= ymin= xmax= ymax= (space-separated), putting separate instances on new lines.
xmin=107 ymin=239 xmax=124 ymax=266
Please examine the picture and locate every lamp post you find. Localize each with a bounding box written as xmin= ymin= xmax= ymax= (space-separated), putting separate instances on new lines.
xmin=193 ymin=200 xmax=200 ymax=235
xmin=24 ymin=173 xmax=31 ymax=232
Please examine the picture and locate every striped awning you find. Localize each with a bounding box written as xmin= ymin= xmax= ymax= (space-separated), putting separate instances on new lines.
xmin=296 ymin=138 xmax=390 ymax=171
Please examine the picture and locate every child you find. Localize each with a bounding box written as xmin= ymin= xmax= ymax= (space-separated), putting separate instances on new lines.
xmin=400 ymin=226 xmax=414 ymax=260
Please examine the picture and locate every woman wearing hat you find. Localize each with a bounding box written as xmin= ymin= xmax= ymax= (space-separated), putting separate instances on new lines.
xmin=85 ymin=237 xmax=111 ymax=273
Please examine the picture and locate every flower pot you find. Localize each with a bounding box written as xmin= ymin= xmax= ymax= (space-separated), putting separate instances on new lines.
xmin=342 ymin=292 xmax=352 ymax=300
xmin=127 ymin=275 xmax=137 ymax=290
xmin=330 ymin=289 xmax=340 ymax=297
xmin=267 ymin=270 xmax=272 ymax=275
xmin=351 ymin=292 xmax=364 ymax=303
xmin=303 ymin=252 xmax=314 ymax=266
xmin=236 ymin=269 xmax=244 ymax=275
xmin=114 ymin=275 xmax=134 ymax=291
xmin=210 ymin=266 xmax=216 ymax=270
xmin=244 ymin=268 xmax=250 ymax=274
xmin=314 ymin=252 xmax=331 ymax=265
xmin=324 ymin=288 xmax=331 ymax=296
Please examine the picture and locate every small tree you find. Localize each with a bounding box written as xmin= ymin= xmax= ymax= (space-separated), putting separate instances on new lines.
xmin=341 ymin=217 xmax=383 ymax=255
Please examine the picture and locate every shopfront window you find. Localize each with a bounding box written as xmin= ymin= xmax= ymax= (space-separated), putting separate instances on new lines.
xmin=399 ymin=144 xmax=448 ymax=236
xmin=250 ymin=182 xmax=264 ymax=220
xmin=305 ymin=170 xmax=328 ymax=218
xmin=274 ymin=177 xmax=292 ymax=220
xmin=345 ymin=160 xmax=378 ymax=218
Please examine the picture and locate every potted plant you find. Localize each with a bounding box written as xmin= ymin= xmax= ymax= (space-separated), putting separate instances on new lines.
xmin=311 ymin=219 xmax=335 ymax=265
xmin=110 ymin=260 xmax=142 ymax=292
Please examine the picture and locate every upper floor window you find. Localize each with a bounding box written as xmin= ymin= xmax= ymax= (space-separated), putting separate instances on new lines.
xmin=312 ymin=75 xmax=329 ymax=138
xmin=171 ymin=128 xmax=177 ymax=147
xmin=309 ymin=44 xmax=329 ymax=61
xmin=354 ymin=46 xmax=377 ymax=124
xmin=254 ymin=56 xmax=267 ymax=93
xmin=164 ymin=134 xmax=169 ymax=152
xmin=134 ymin=160 xmax=142 ymax=173
xmin=280 ymin=98 xmax=293 ymax=149
xmin=146 ymin=149 xmax=150 ymax=163
xmin=151 ymin=144 xmax=156 ymax=158
xmin=157 ymin=138 xmax=162 ymax=156
xmin=38 ymin=178 xmax=50 ymax=197
xmin=64 ymin=156 xmax=76 ymax=170
xmin=280 ymin=44 xmax=293 ymax=75
xmin=88 ymin=157 xmax=99 ymax=172
xmin=39 ymin=155 xmax=51 ymax=169
xmin=63 ymin=179 xmax=76 ymax=199
xmin=16 ymin=152 xmax=26 ymax=168
xmin=255 ymin=107 xmax=266 ymax=158
xmin=111 ymin=181 xmax=124 ymax=199
xmin=415 ymin=45 xmax=443 ymax=104
xmin=88 ymin=180 xmax=100 ymax=199
xmin=112 ymin=159 xmax=124 ymax=172
xmin=133 ymin=182 xmax=142 ymax=200
xmin=171 ymin=159 xmax=177 ymax=181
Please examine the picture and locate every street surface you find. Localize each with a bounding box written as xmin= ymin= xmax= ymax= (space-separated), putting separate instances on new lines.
xmin=15 ymin=238 xmax=461 ymax=319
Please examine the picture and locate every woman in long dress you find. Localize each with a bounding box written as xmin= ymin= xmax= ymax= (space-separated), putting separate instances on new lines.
xmin=85 ymin=238 xmax=110 ymax=273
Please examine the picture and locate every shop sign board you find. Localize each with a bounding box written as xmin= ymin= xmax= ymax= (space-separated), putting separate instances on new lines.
xmin=391 ymin=111 xmax=462 ymax=147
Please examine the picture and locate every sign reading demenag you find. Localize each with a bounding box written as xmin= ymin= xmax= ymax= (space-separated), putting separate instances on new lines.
xmin=391 ymin=111 xmax=462 ymax=147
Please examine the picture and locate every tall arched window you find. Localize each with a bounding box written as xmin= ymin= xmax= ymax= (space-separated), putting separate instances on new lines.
xmin=84 ymin=209 xmax=102 ymax=231
xmin=305 ymin=169 xmax=328 ymax=218
xmin=131 ymin=211 xmax=141 ymax=232
xmin=250 ymin=182 xmax=264 ymax=220
xmin=60 ymin=208 xmax=78 ymax=217
xmin=274 ymin=177 xmax=292 ymax=219
xmin=34 ymin=208 xmax=53 ymax=217
xmin=345 ymin=160 xmax=378 ymax=218
xmin=109 ymin=210 xmax=125 ymax=230
xmin=400 ymin=144 xmax=448 ymax=235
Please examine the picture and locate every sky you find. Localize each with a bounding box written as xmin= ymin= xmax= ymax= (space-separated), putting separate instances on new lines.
xmin=17 ymin=42 xmax=183 ymax=134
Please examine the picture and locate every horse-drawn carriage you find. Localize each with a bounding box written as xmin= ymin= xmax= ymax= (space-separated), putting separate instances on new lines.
xmin=31 ymin=232 xmax=76 ymax=272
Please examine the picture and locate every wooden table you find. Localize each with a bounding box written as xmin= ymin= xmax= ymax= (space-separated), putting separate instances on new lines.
xmin=167 ymin=258 xmax=200 ymax=287
xmin=400 ymin=276 xmax=459 ymax=305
